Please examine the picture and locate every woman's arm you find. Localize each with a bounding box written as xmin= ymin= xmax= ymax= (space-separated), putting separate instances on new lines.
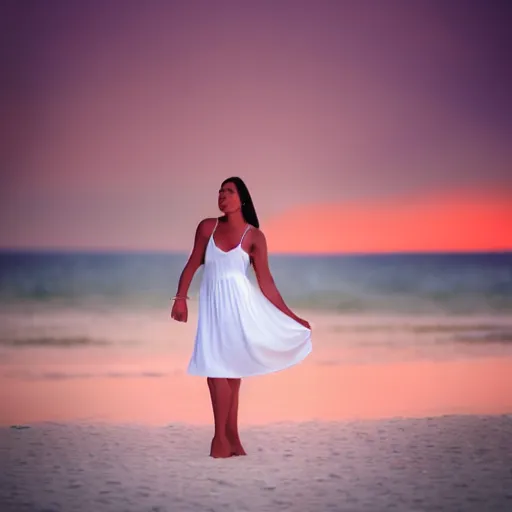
xmin=250 ymin=228 xmax=302 ymax=323
xmin=175 ymin=218 xmax=213 ymax=297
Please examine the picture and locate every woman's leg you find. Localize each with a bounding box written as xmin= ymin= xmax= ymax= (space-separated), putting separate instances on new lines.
xmin=227 ymin=378 xmax=246 ymax=455
xmin=207 ymin=377 xmax=233 ymax=458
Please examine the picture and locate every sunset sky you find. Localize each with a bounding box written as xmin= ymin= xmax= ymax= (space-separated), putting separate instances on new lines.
xmin=2 ymin=0 xmax=511 ymax=253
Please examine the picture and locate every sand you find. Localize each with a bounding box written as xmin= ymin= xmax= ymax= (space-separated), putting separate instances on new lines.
xmin=2 ymin=414 xmax=512 ymax=512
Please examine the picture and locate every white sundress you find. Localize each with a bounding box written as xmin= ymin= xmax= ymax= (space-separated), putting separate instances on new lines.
xmin=187 ymin=219 xmax=312 ymax=378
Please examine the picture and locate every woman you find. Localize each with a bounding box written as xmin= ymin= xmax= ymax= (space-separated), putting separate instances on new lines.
xmin=171 ymin=177 xmax=312 ymax=458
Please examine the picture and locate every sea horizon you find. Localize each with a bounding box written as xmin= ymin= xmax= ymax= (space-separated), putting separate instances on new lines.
xmin=1 ymin=247 xmax=511 ymax=256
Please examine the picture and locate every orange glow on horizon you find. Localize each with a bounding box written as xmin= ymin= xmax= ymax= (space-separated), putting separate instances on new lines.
xmin=263 ymin=190 xmax=512 ymax=254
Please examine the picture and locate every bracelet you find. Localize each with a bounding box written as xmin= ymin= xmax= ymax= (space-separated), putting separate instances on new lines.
xmin=171 ymin=295 xmax=189 ymax=301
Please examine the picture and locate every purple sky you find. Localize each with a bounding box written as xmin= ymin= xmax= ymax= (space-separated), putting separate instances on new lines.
xmin=2 ymin=0 xmax=511 ymax=251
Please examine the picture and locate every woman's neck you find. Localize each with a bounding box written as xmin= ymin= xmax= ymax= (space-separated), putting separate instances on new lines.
xmin=222 ymin=211 xmax=246 ymax=227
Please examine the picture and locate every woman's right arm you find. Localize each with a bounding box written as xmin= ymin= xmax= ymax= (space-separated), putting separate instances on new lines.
xmin=171 ymin=219 xmax=213 ymax=322
xmin=174 ymin=218 xmax=213 ymax=297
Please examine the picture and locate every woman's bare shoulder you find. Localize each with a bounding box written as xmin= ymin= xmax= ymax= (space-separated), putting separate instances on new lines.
xmin=197 ymin=217 xmax=219 ymax=237
xmin=248 ymin=226 xmax=266 ymax=245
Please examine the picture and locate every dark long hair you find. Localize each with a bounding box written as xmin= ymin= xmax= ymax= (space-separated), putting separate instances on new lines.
xmin=221 ymin=176 xmax=260 ymax=228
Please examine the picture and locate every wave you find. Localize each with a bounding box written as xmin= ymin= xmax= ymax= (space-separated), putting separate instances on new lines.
xmin=293 ymin=293 xmax=512 ymax=314
xmin=328 ymin=323 xmax=506 ymax=334
xmin=0 ymin=337 xmax=109 ymax=348
xmin=326 ymin=321 xmax=512 ymax=346
xmin=3 ymin=370 xmax=174 ymax=381
xmin=452 ymin=331 xmax=512 ymax=344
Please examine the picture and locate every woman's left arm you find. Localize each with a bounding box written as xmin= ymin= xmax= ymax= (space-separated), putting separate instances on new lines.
xmin=250 ymin=228 xmax=307 ymax=326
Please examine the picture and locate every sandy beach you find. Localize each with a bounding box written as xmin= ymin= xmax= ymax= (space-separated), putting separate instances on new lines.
xmin=2 ymin=414 xmax=512 ymax=512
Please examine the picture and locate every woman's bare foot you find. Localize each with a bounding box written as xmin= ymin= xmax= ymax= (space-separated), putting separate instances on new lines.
xmin=210 ymin=436 xmax=232 ymax=458
xmin=230 ymin=443 xmax=247 ymax=456
xmin=227 ymin=431 xmax=247 ymax=456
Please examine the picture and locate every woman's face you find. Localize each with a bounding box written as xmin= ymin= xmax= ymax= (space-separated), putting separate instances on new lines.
xmin=218 ymin=182 xmax=242 ymax=213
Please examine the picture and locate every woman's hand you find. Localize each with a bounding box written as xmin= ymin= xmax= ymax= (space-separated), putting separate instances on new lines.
xmin=171 ymin=298 xmax=188 ymax=322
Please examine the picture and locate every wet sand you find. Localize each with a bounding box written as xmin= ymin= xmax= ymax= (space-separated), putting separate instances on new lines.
xmin=1 ymin=355 xmax=511 ymax=426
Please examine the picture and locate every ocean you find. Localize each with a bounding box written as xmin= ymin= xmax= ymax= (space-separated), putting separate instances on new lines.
xmin=1 ymin=250 xmax=511 ymax=364
xmin=1 ymin=250 xmax=511 ymax=313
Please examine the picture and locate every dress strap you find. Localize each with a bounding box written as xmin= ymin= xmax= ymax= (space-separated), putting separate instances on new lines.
xmin=239 ymin=224 xmax=252 ymax=245
xmin=211 ymin=218 xmax=219 ymax=236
